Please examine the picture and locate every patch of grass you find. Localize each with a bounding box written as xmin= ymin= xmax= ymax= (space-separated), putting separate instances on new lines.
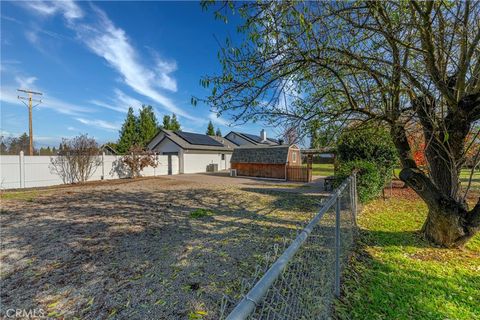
xmin=0 ymin=190 xmax=41 ymax=201
xmin=460 ymin=168 xmax=480 ymax=191
xmin=311 ymin=163 xmax=334 ymax=176
xmin=393 ymin=167 xmax=480 ymax=191
xmin=336 ymin=196 xmax=480 ymax=319
xmin=189 ymin=208 xmax=214 ymax=219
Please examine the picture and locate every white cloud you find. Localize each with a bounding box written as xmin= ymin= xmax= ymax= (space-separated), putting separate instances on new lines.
xmin=15 ymin=75 xmax=37 ymax=89
xmin=89 ymin=88 xmax=143 ymax=113
xmin=25 ymin=30 xmax=39 ymax=45
xmin=20 ymin=0 xmax=83 ymax=21
xmin=114 ymin=89 xmax=142 ymax=110
xmin=16 ymin=1 xmax=201 ymax=123
xmin=71 ymin=6 xmax=194 ymax=119
xmin=209 ymin=112 xmax=229 ymax=126
xmin=154 ymin=55 xmax=177 ymax=92
xmin=76 ymin=118 xmax=120 ymax=131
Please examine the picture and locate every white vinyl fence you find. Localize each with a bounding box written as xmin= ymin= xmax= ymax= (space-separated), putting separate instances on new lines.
xmin=0 ymin=152 xmax=178 ymax=190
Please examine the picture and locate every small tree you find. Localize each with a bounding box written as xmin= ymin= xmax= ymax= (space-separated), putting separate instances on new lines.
xmin=161 ymin=113 xmax=181 ymax=131
xmin=117 ymin=107 xmax=139 ymax=154
xmin=138 ymin=105 xmax=159 ymax=147
xmin=215 ymin=128 xmax=222 ymax=137
xmin=121 ymin=145 xmax=158 ymax=178
xmin=50 ymin=134 xmax=101 ymax=184
xmin=170 ymin=114 xmax=181 ymax=131
xmin=206 ymin=121 xmax=215 ymax=135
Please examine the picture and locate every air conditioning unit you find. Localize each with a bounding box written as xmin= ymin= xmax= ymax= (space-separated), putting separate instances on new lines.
xmin=230 ymin=169 xmax=237 ymax=177
xmin=207 ymin=163 xmax=219 ymax=172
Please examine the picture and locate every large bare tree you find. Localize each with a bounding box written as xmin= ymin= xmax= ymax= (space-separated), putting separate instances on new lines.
xmin=201 ymin=1 xmax=480 ymax=247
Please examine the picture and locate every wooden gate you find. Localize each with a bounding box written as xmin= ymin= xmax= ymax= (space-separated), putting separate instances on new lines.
xmin=286 ymin=165 xmax=312 ymax=182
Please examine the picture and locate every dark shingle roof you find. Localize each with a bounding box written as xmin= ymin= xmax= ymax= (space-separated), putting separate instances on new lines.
xmin=154 ymin=129 xmax=235 ymax=152
xmin=231 ymin=145 xmax=290 ymax=164
xmin=230 ymin=132 xmax=279 ymax=145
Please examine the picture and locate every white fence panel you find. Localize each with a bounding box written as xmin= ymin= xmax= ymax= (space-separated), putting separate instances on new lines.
xmin=0 ymin=155 xmax=22 ymax=189
xmin=0 ymin=153 xmax=177 ymax=190
xmin=24 ymin=155 xmax=64 ymax=188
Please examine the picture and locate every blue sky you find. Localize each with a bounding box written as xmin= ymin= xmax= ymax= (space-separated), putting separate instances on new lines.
xmin=0 ymin=1 xmax=270 ymax=147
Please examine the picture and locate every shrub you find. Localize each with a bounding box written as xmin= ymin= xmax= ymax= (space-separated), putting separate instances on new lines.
xmin=336 ymin=160 xmax=383 ymax=203
xmin=49 ymin=134 xmax=101 ymax=184
xmin=337 ymin=124 xmax=398 ymax=181
xmin=121 ymin=145 xmax=158 ymax=178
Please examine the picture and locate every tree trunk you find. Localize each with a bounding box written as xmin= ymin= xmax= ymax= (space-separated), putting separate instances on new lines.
xmin=390 ymin=96 xmax=480 ymax=248
xmin=422 ymin=205 xmax=472 ymax=248
xmin=400 ymin=167 xmax=479 ymax=248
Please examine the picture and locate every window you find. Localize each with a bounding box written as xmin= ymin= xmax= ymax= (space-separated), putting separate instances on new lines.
xmin=292 ymin=152 xmax=297 ymax=162
xmin=221 ymin=154 xmax=225 ymax=160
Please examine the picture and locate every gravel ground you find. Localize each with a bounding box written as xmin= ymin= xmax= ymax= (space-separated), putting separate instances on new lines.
xmin=0 ymin=175 xmax=326 ymax=319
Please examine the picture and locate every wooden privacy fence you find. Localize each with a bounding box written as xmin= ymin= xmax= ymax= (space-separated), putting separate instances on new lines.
xmin=286 ymin=165 xmax=312 ymax=182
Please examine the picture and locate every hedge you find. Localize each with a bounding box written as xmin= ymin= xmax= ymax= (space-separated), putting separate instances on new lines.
xmin=336 ymin=160 xmax=383 ymax=203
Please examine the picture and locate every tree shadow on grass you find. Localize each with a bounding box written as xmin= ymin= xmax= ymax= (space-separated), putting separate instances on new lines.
xmin=358 ymin=228 xmax=433 ymax=248
xmin=337 ymin=244 xmax=479 ymax=320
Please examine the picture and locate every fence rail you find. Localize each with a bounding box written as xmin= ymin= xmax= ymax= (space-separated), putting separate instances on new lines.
xmin=221 ymin=174 xmax=357 ymax=319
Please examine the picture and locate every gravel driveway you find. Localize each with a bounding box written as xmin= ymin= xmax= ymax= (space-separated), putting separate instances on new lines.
xmin=1 ymin=174 xmax=325 ymax=319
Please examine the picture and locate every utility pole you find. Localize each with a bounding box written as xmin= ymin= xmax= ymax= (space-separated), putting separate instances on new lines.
xmin=17 ymin=89 xmax=42 ymax=156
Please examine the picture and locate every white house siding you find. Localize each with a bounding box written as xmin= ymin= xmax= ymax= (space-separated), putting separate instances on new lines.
xmin=151 ymin=138 xmax=182 ymax=173
xmin=0 ymin=154 xmax=177 ymax=190
xmin=147 ymin=131 xmax=166 ymax=150
xmin=153 ymin=138 xmax=181 ymax=154
xmin=183 ymin=152 xmax=231 ymax=173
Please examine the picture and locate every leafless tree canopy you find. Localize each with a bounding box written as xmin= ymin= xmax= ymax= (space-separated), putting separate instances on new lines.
xmin=50 ymin=134 xmax=101 ymax=184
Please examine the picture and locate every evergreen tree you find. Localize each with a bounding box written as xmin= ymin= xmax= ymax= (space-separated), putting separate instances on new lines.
xmin=162 ymin=115 xmax=171 ymax=129
xmin=117 ymin=107 xmax=139 ymax=154
xmin=215 ymin=128 xmax=222 ymax=137
xmin=161 ymin=113 xmax=181 ymax=131
xmin=138 ymin=105 xmax=159 ymax=147
xmin=170 ymin=114 xmax=181 ymax=131
xmin=206 ymin=121 xmax=215 ymax=135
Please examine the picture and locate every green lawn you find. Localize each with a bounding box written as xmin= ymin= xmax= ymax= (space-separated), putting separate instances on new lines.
xmin=393 ymin=167 xmax=479 ymax=190
xmin=336 ymin=193 xmax=480 ymax=319
xmin=311 ymin=163 xmax=334 ymax=176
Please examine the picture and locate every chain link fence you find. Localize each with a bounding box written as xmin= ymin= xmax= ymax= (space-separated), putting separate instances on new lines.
xmin=220 ymin=175 xmax=357 ymax=319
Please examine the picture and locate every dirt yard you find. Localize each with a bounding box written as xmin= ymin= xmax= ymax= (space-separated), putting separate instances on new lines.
xmin=0 ymin=174 xmax=326 ymax=319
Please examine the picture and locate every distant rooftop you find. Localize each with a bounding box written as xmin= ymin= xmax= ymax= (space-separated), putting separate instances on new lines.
xmin=226 ymin=131 xmax=280 ymax=146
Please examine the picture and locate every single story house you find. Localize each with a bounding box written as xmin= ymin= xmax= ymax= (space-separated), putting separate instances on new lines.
xmin=147 ymin=129 xmax=235 ymax=174
xmin=225 ymin=129 xmax=280 ymax=147
xmin=230 ymin=144 xmax=302 ymax=180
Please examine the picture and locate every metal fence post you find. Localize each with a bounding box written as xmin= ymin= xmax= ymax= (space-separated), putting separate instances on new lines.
xmin=334 ymin=195 xmax=341 ymax=298
xmin=350 ymin=178 xmax=354 ymax=213
xmin=353 ymin=173 xmax=357 ymax=224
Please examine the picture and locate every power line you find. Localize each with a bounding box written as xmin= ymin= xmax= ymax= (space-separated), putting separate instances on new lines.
xmin=17 ymin=88 xmax=43 ymax=156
